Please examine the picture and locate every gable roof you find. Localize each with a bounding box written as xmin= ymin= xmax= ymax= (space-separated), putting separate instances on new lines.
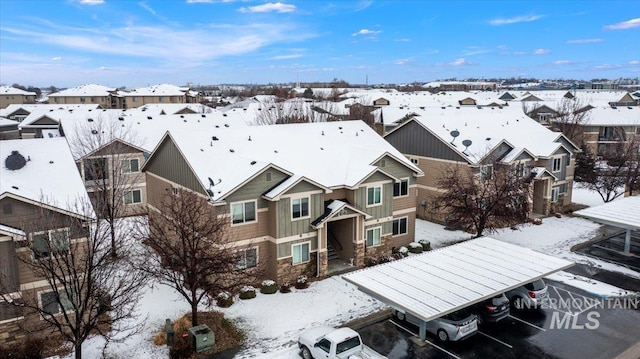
xmin=0 ymin=86 xmax=36 ymax=96
xmin=126 ymin=84 xmax=188 ymax=97
xmin=311 ymin=199 xmax=371 ymax=229
xmin=0 ymin=138 xmax=94 ymax=218
xmin=48 ymin=84 xmax=117 ymax=97
xmin=155 ymin=121 xmax=422 ymax=202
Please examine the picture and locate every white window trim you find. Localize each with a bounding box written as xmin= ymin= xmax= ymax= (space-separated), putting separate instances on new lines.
xmin=235 ymin=246 xmax=259 ymax=270
xmin=394 ymin=178 xmax=410 ymax=198
xmin=392 ymin=217 xmax=409 ymax=237
xmin=551 ymin=187 xmax=560 ymax=202
xmin=292 ymin=241 xmax=311 ymax=265
xmin=121 ymin=158 xmax=140 ymax=174
xmin=37 ymin=288 xmax=74 ymax=319
xmin=365 ymin=227 xmax=382 ymax=247
xmin=366 ymin=186 xmax=383 ymax=208
xmin=124 ymin=189 xmax=142 ymax=205
xmin=552 ymin=157 xmax=562 ymax=173
xmin=230 ymin=200 xmax=258 ymax=227
xmin=291 ymin=196 xmax=311 ymax=221
xmin=31 ymin=228 xmax=70 ymax=259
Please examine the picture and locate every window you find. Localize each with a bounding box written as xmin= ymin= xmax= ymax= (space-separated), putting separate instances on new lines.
xmin=231 ymin=201 xmax=256 ymax=224
xmin=132 ymin=96 xmax=138 ymax=102
xmin=32 ymin=229 xmax=70 ymax=259
xmin=158 ymin=96 xmax=164 ymax=102
xmin=393 ymin=179 xmax=409 ymax=197
xmin=367 ymin=186 xmax=382 ymax=206
xmin=393 ymin=217 xmax=408 ymax=236
xmin=121 ymin=158 xmax=140 ymax=173
xmin=552 ymin=158 xmax=562 ymax=172
xmin=551 ymin=187 xmax=559 ymax=202
xmin=84 ymin=158 xmax=107 ymax=181
xmin=410 ymin=158 xmax=419 ymax=165
xmin=316 ymin=339 xmax=331 ymax=354
xmin=80 ymin=97 xmax=86 ymax=103
xmin=516 ymin=163 xmax=525 ymax=177
xmin=40 ymin=290 xmax=73 ymax=316
xmin=480 ymin=165 xmax=493 ymax=181
xmin=124 ymin=189 xmax=142 ymax=204
xmin=235 ymin=248 xmax=258 ymax=270
xmin=366 ymin=227 xmax=381 ymax=247
xmin=291 ymin=197 xmax=309 ymax=219
xmin=292 ymin=242 xmax=310 ymax=264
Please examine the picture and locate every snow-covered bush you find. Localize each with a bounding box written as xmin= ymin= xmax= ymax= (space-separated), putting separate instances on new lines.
xmin=398 ymin=246 xmax=409 ymax=257
xmin=260 ymin=279 xmax=278 ymax=294
xmin=408 ymin=242 xmax=423 ymax=254
xmin=279 ymin=281 xmax=292 ymax=293
xmin=295 ymin=275 xmax=309 ymax=289
xmin=239 ymin=286 xmax=256 ymax=300
xmin=216 ymin=291 xmax=234 ymax=308
xmin=418 ymin=239 xmax=431 ymax=251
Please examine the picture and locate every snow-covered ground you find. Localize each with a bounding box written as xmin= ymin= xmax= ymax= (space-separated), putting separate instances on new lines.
xmin=572 ymin=182 xmax=622 ymax=206
xmin=73 ymin=183 xmax=638 ymax=358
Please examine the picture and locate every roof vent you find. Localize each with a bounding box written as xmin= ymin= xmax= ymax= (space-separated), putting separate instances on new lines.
xmin=5 ymin=151 xmax=27 ymax=170
xmin=88 ymin=118 xmax=93 ymax=122
xmin=118 ymin=117 xmax=124 ymax=121
xmin=250 ymin=161 xmax=256 ymax=165
xmin=91 ymin=130 xmax=98 ymax=134
xmin=212 ymin=136 xmax=219 ymax=141
xmin=180 ymin=115 xmax=184 ymax=118
xmin=486 ymin=137 xmax=491 ymax=141
xmin=477 ymin=105 xmax=482 ymax=109
xmin=441 ymin=106 xmax=446 ymax=110
xmin=147 ymin=116 xmax=152 ymax=120
xmin=224 ymin=124 xmax=229 ymax=127
xmin=201 ymin=114 xmax=206 ymax=118
xmin=229 ymin=149 xmax=235 ymax=153
xmin=11 ymin=185 xmax=19 ymax=190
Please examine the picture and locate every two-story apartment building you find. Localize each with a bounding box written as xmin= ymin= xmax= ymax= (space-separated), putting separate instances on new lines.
xmin=48 ymin=84 xmax=124 ymax=109
xmin=123 ymin=84 xmax=200 ymax=109
xmin=143 ymin=121 xmax=423 ymax=283
xmin=0 ymin=86 xmax=37 ymax=109
xmin=0 ymin=138 xmax=93 ymax=345
xmin=384 ymin=105 xmax=578 ymax=220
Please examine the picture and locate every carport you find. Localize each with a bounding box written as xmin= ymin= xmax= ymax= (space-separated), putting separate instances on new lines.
xmin=342 ymin=237 xmax=573 ymax=340
xmin=574 ymin=195 xmax=640 ymax=255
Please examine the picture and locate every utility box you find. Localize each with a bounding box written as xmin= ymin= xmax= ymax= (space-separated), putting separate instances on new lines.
xmin=165 ymin=319 xmax=174 ymax=346
xmin=187 ymin=324 xmax=215 ymax=353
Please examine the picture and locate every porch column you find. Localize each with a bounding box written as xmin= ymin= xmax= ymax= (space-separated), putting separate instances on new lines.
xmin=317 ymin=226 xmax=328 ymax=277
xmin=624 ymin=229 xmax=631 ymax=255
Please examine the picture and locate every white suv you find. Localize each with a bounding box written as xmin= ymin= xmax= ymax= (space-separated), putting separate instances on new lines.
xmin=506 ymin=279 xmax=549 ymax=309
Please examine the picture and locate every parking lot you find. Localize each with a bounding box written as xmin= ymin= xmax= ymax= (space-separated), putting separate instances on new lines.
xmin=358 ymin=279 xmax=640 ymax=359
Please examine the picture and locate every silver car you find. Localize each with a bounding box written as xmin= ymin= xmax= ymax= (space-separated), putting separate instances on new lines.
xmin=394 ymin=308 xmax=478 ymax=342
xmin=506 ymin=279 xmax=549 ymax=309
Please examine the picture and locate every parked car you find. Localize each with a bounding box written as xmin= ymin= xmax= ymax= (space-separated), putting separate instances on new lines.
xmin=393 ymin=308 xmax=478 ymax=342
xmin=506 ymin=279 xmax=549 ymax=309
xmin=298 ymin=326 xmax=387 ymax=359
xmin=470 ymin=294 xmax=510 ymax=323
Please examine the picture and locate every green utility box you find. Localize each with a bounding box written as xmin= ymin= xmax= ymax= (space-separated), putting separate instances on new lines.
xmin=187 ymin=324 xmax=215 ymax=353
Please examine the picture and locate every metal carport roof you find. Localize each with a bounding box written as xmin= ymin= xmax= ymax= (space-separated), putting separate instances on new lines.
xmin=342 ymin=237 xmax=573 ymax=337
xmin=574 ymin=195 xmax=640 ymax=254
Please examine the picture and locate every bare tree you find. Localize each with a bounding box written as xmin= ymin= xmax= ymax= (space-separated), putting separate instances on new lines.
xmin=1 ymin=199 xmax=146 ymax=359
xmin=435 ymin=161 xmax=531 ymax=237
xmin=67 ymin=116 xmax=142 ymax=259
xmin=137 ymin=189 xmax=257 ymax=326
xmin=549 ymin=97 xmax=592 ymax=145
xmin=578 ymin=135 xmax=640 ymax=202
xmin=253 ymin=99 xmax=338 ymax=125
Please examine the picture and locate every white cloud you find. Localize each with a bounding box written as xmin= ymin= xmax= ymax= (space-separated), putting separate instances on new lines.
xmin=239 ymin=2 xmax=296 ymax=13
xmin=394 ymin=58 xmax=413 ymax=65
xmin=139 ymin=2 xmax=156 ymax=15
xmin=51 ymin=56 xmax=62 ymax=61
xmin=394 ymin=38 xmax=411 ymax=42
xmin=532 ymin=48 xmax=550 ymax=55
xmin=351 ymin=29 xmax=381 ymax=37
xmin=450 ymin=58 xmax=470 ymax=66
xmin=78 ymin=0 xmax=104 ymax=4
xmin=489 ymin=15 xmax=542 ymax=26
xmin=630 ymin=60 xmax=640 ymax=65
xmin=269 ymin=53 xmax=303 ymax=60
xmin=604 ymin=18 xmax=640 ymax=30
xmin=554 ymin=60 xmax=571 ymax=65
xmin=566 ymin=38 xmax=603 ymax=44
xmin=354 ymin=1 xmax=373 ymax=11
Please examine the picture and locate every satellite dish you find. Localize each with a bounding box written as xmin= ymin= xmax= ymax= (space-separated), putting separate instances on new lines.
xmin=462 ymin=139 xmax=472 ymax=147
xmin=5 ymin=151 xmax=27 ymax=171
xmin=449 ymin=130 xmax=460 ymax=146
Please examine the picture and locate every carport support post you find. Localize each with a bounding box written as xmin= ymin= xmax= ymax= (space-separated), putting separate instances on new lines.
xmin=624 ymin=229 xmax=631 ymax=255
xmin=419 ymin=321 xmax=427 ymax=340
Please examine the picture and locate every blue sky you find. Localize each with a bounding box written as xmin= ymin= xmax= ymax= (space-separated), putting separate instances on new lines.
xmin=1 ymin=0 xmax=639 ymax=88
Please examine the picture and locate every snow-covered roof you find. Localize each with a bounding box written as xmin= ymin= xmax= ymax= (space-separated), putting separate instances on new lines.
xmin=0 ymin=223 xmax=26 ymax=237
xmin=386 ymin=105 xmax=571 ymax=163
xmin=0 ymin=118 xmax=19 ymax=128
xmin=0 ymin=103 xmax=102 ymax=118
xmin=126 ymin=84 xmax=188 ymax=97
xmin=342 ymin=236 xmax=573 ymax=323
xmin=582 ymin=106 xmax=639 ymax=126
xmin=0 ymin=86 xmax=36 ymax=96
xmin=162 ymin=120 xmax=422 ymax=202
xmin=574 ymin=195 xmax=640 ymax=230
xmin=48 ymin=84 xmax=117 ymax=97
xmin=136 ymin=103 xmax=213 ymax=115
xmin=0 ymin=138 xmax=94 ymax=218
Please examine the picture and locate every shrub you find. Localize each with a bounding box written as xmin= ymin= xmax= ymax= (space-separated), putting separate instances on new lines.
xmin=216 ymin=291 xmax=234 ymax=308
xmin=378 ymin=254 xmax=395 ymax=264
xmin=418 ymin=239 xmax=431 ymax=251
xmin=239 ymin=286 xmax=256 ymax=300
xmin=398 ymin=246 xmax=409 ymax=257
xmin=260 ymin=280 xmax=278 ymax=294
xmin=408 ymin=242 xmax=423 ymax=254
xmin=532 ymin=218 xmax=543 ymax=225
xmin=0 ymin=336 xmax=47 ymax=359
xmin=279 ymin=282 xmax=292 ymax=293
xmin=365 ymin=257 xmax=378 ymax=267
xmin=295 ymin=275 xmax=309 ymax=289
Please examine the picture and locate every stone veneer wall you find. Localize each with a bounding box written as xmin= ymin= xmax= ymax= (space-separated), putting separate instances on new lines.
xmin=276 ymin=253 xmax=318 ymax=284
xmin=0 ymin=320 xmax=25 ymax=345
xmin=363 ymin=235 xmax=392 ymax=264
